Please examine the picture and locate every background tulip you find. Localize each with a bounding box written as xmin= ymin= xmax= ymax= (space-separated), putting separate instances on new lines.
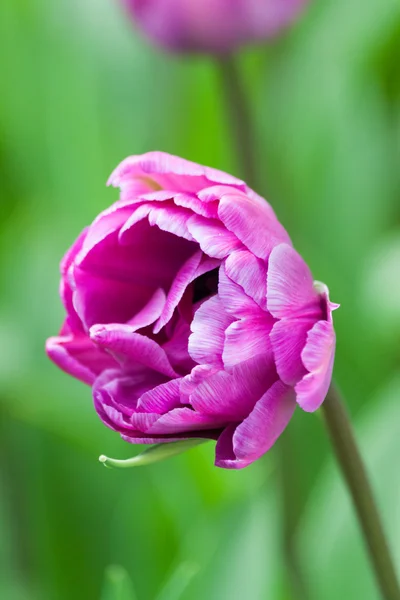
xmin=122 ymin=0 xmax=309 ymax=53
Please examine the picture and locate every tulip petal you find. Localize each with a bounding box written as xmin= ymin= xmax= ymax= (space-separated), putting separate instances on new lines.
xmin=267 ymin=244 xmax=320 ymax=319
xmin=137 ymin=379 xmax=182 ymax=413
xmin=90 ymin=323 xmax=178 ymax=378
xmin=295 ymin=320 xmax=336 ymax=412
xmin=108 ymin=151 xmax=245 ymax=194
xmin=224 ymin=250 xmax=267 ymax=308
xmin=190 ymin=354 xmax=277 ymax=421
xmin=187 ymin=215 xmax=244 ymax=259
xmin=222 ymin=315 xmax=273 ymax=368
xmin=269 ymin=318 xmax=311 ymax=385
xmin=215 ymin=381 xmax=296 ymax=468
xmin=188 ymin=296 xmax=233 ymax=367
xmin=218 ymin=264 xmax=260 ymax=317
xmin=146 ymin=408 xmax=228 ymax=435
xmin=153 ymin=250 xmax=202 ymax=333
xmin=46 ymin=332 xmax=117 ymax=385
xmin=218 ymin=194 xmax=291 ymax=260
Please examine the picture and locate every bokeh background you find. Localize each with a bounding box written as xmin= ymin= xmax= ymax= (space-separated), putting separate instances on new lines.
xmin=1 ymin=0 xmax=400 ymax=598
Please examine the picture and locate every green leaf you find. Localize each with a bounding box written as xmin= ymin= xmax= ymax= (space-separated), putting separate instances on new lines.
xmin=99 ymin=440 xmax=208 ymax=469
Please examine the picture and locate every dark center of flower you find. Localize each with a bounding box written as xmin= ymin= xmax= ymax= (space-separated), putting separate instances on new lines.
xmin=192 ymin=267 xmax=219 ymax=304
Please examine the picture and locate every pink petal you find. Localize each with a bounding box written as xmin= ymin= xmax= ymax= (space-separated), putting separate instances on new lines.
xmin=269 ymin=318 xmax=312 ymax=385
xmin=190 ymin=354 xmax=277 ymax=421
xmin=187 ymin=215 xmax=244 ymax=259
xmin=137 ymin=379 xmax=182 ymax=414
xmin=225 ymin=250 xmax=267 ymax=308
xmin=59 ymin=228 xmax=88 ymax=332
xmin=188 ymin=296 xmax=233 ymax=367
xmin=197 ymin=185 xmax=248 ymax=203
xmin=46 ymin=332 xmax=117 ymax=385
xmin=127 ymin=288 xmax=166 ymax=330
xmin=215 ymin=381 xmax=296 ymax=469
xmin=218 ymin=263 xmax=260 ymax=317
xmin=218 ymin=194 xmax=291 ymax=260
xmin=162 ymin=317 xmax=196 ymax=375
xmin=146 ymin=407 xmax=227 ymax=435
xmin=153 ymin=250 xmax=202 ymax=333
xmin=90 ymin=324 xmax=178 ymax=378
xmin=267 ymin=244 xmax=320 ymax=319
xmin=180 ymin=364 xmax=219 ymax=403
xmin=108 ymin=151 xmax=245 ymax=194
xmin=73 ymin=219 xmax=197 ymax=328
xmin=222 ymin=315 xmax=274 ymax=368
xmin=295 ymin=320 xmax=336 ymax=412
xmin=174 ymin=192 xmax=218 ymax=218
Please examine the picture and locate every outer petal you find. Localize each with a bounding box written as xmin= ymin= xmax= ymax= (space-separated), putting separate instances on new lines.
xmin=146 ymin=408 xmax=228 ymax=435
xmin=215 ymin=381 xmax=296 ymax=469
xmin=59 ymin=228 xmax=88 ymax=332
xmin=90 ymin=323 xmax=178 ymax=378
xmin=108 ymin=151 xmax=246 ymax=194
xmin=189 ymin=354 xmax=277 ymax=421
xmin=187 ymin=215 xmax=243 ymax=259
xmin=295 ymin=320 xmax=336 ymax=412
xmin=46 ymin=331 xmax=117 ymax=385
xmin=218 ymin=194 xmax=291 ymax=260
xmin=269 ymin=318 xmax=311 ymax=385
xmin=267 ymin=243 xmax=321 ymax=319
xmin=218 ymin=263 xmax=261 ymax=317
xmin=225 ymin=250 xmax=267 ymax=309
xmin=222 ymin=315 xmax=274 ymax=369
xmin=188 ymin=296 xmax=233 ymax=367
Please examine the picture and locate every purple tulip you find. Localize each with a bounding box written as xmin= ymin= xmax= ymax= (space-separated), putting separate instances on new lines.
xmin=122 ymin=0 xmax=308 ymax=53
xmin=46 ymin=152 xmax=338 ymax=468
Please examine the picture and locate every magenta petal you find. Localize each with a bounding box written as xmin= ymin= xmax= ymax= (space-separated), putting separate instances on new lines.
xmin=218 ymin=264 xmax=260 ymax=317
xmin=267 ymin=244 xmax=319 ymax=319
xmin=269 ymin=318 xmax=311 ymax=385
xmin=127 ymin=288 xmax=166 ymax=330
xmin=108 ymin=151 xmax=245 ymax=194
xmin=162 ymin=318 xmax=196 ymax=374
xmin=188 ymin=296 xmax=233 ymax=367
xmin=295 ymin=320 xmax=336 ymax=412
xmin=218 ymin=194 xmax=291 ymax=260
xmin=197 ymin=185 xmax=247 ymax=203
xmin=174 ymin=192 xmax=218 ymax=218
xmin=46 ymin=332 xmax=117 ymax=385
xmin=137 ymin=379 xmax=182 ymax=414
xmin=180 ymin=364 xmax=219 ymax=403
xmin=90 ymin=324 xmax=178 ymax=378
xmin=190 ymin=354 xmax=277 ymax=421
xmin=223 ymin=315 xmax=273 ymax=368
xmin=225 ymin=250 xmax=267 ymax=309
xmin=187 ymin=215 xmax=243 ymax=259
xmin=215 ymin=381 xmax=296 ymax=469
xmin=153 ymin=250 xmax=202 ymax=333
xmin=146 ymin=408 xmax=227 ymax=435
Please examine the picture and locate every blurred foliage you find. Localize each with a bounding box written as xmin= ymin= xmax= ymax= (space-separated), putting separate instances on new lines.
xmin=0 ymin=0 xmax=399 ymax=598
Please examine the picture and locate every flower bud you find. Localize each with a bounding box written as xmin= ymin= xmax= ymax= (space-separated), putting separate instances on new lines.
xmin=122 ymin=0 xmax=309 ymax=54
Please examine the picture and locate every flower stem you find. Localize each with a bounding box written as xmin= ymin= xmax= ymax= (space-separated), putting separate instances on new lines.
xmin=216 ymin=54 xmax=259 ymax=189
xmin=322 ymin=384 xmax=400 ymax=600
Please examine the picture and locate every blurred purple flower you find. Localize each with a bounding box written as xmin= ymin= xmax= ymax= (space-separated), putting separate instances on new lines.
xmin=46 ymin=152 xmax=337 ymax=468
xmin=122 ymin=0 xmax=309 ymax=53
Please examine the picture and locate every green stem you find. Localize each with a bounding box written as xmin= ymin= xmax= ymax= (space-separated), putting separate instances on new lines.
xmin=216 ymin=54 xmax=259 ymax=188
xmin=322 ymin=384 xmax=400 ymax=600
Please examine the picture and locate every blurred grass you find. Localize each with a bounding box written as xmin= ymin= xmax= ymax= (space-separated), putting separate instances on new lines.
xmin=0 ymin=0 xmax=399 ymax=598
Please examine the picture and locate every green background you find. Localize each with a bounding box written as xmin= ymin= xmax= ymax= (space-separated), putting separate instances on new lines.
xmin=1 ymin=0 xmax=400 ymax=598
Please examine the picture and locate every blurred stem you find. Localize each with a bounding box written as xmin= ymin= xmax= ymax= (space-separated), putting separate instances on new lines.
xmin=216 ymin=54 xmax=258 ymax=188
xmin=323 ymin=384 xmax=400 ymax=600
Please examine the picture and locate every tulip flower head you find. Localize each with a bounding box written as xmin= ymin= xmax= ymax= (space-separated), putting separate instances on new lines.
xmin=122 ymin=0 xmax=309 ymax=54
xmin=46 ymin=152 xmax=337 ymax=468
